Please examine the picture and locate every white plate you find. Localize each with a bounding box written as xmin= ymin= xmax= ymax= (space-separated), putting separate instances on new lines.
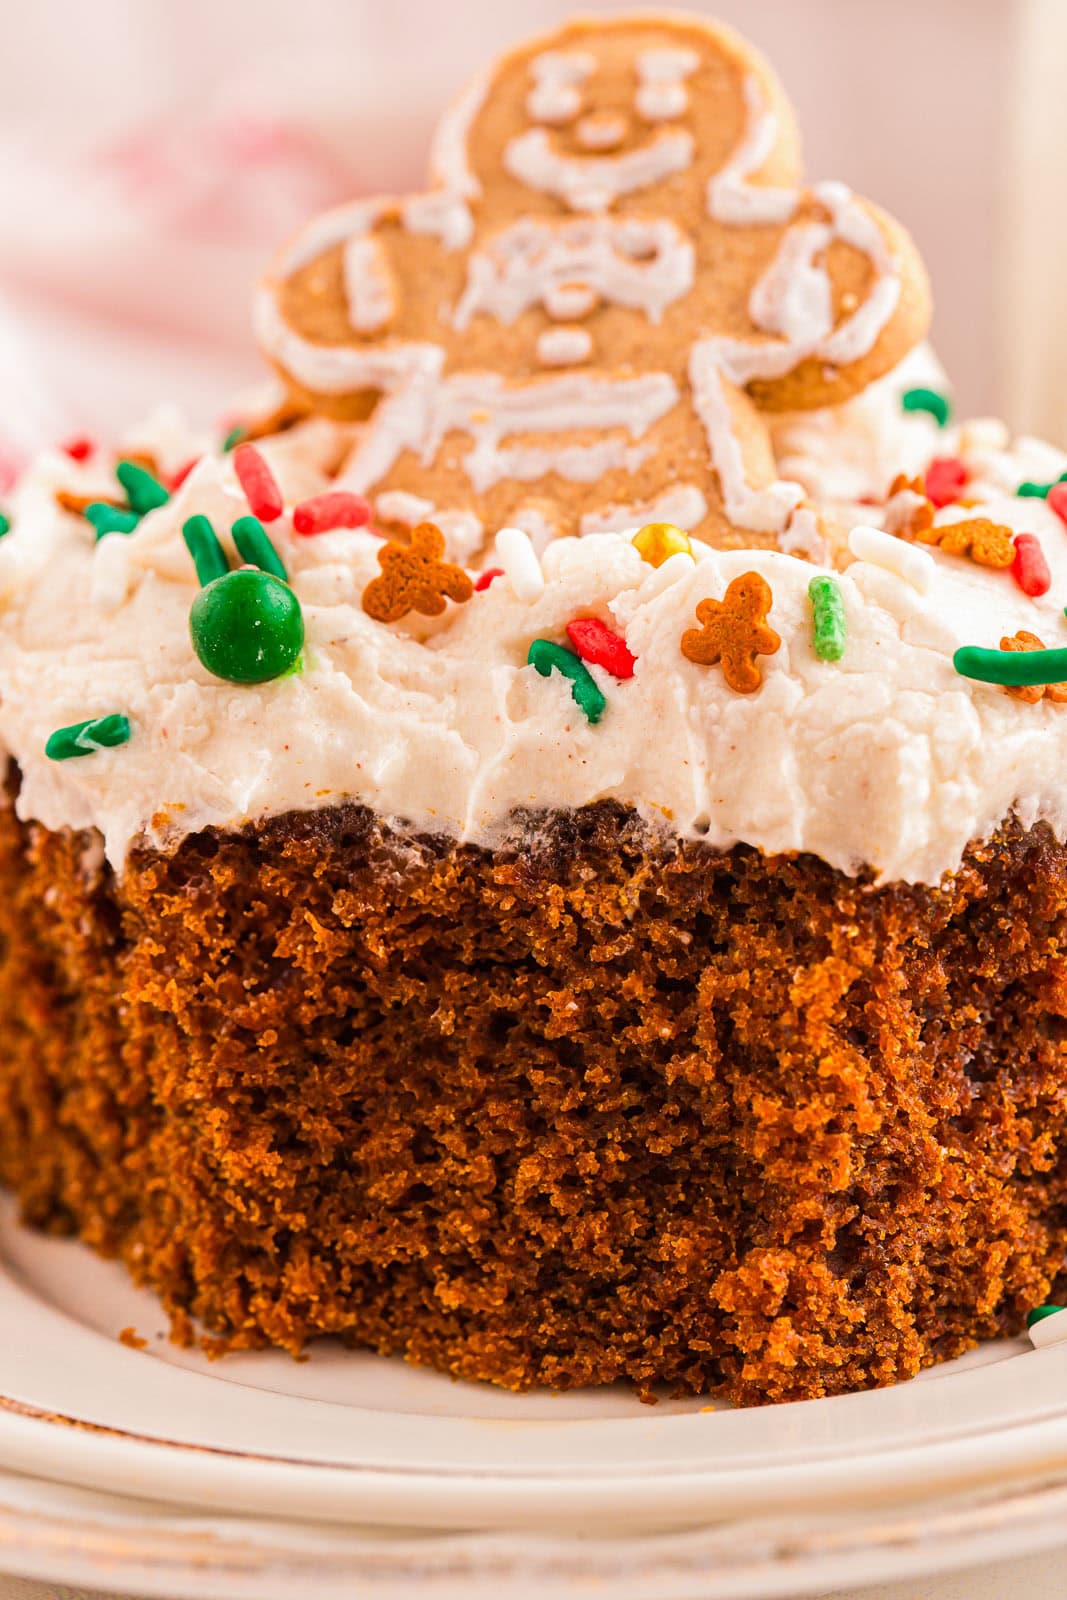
xmin=3 ymin=1192 xmax=1067 ymax=1599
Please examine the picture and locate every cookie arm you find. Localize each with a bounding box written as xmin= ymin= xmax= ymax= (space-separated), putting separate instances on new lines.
xmin=255 ymin=194 xmax=470 ymax=421
xmin=746 ymin=198 xmax=932 ymax=413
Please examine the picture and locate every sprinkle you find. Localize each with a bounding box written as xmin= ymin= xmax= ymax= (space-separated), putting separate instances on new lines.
xmin=363 ymin=522 xmax=473 ymax=623
xmin=901 ymin=387 xmax=951 ymax=427
xmin=565 ymin=616 xmax=636 ymax=678
xmin=528 ymin=639 xmax=606 ymax=723
xmin=45 ymin=713 xmax=131 ymax=761
xmin=997 ymin=632 xmax=1067 ymax=703
xmin=495 ymin=526 xmax=545 ymax=602
xmin=1011 ymin=533 xmax=1051 ymax=597
xmin=954 ymin=641 xmax=1067 ymax=689
xmin=917 ymin=516 xmax=1014 ymax=569
xmin=190 ymin=568 xmax=304 ymax=684
xmin=233 ymin=443 xmax=284 ymax=523
xmin=1048 ymin=482 xmax=1067 ymax=527
xmin=848 ymin=525 xmax=936 ymax=593
xmin=85 ymin=502 xmax=141 ymax=539
xmin=221 ymin=424 xmax=245 ymax=453
xmin=632 ymin=522 xmax=692 ymax=568
xmin=0 ymin=512 xmax=9 ymax=539
xmin=924 ymin=457 xmax=969 ymax=509
xmin=681 ymin=571 xmax=780 ymax=694
xmin=115 ymin=459 xmax=170 ymax=515
xmin=232 ymin=514 xmax=288 ymax=581
xmin=1027 ymin=1304 xmax=1067 ymax=1348
xmin=1018 ymin=472 xmax=1067 ymax=499
xmin=170 ymin=457 xmax=199 ymax=491
xmin=808 ymin=575 xmax=847 ymax=662
xmin=61 ymin=435 xmax=95 ymax=462
xmin=473 ymin=567 xmax=504 ymax=592
xmin=182 ymin=513 xmax=230 ymax=586
xmin=293 ymin=491 xmax=373 ymax=536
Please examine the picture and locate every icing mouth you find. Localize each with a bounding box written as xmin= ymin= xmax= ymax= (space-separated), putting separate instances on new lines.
xmin=503 ymin=125 xmax=695 ymax=212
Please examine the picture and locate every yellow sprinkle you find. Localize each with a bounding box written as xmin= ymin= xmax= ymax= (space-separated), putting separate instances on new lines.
xmin=632 ymin=522 xmax=692 ymax=568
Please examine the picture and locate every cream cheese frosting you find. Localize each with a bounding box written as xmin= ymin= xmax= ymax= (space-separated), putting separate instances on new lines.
xmin=2 ymin=387 xmax=1067 ymax=886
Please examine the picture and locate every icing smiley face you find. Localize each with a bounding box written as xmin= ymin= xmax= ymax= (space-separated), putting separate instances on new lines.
xmin=256 ymin=12 xmax=931 ymax=559
xmin=437 ymin=18 xmax=802 ymax=222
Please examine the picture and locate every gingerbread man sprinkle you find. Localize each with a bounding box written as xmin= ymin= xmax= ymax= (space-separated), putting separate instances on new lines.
xmin=917 ymin=516 xmax=1015 ymax=570
xmin=681 ymin=571 xmax=780 ymax=693
xmin=1000 ymin=632 xmax=1067 ymax=704
xmin=361 ymin=523 xmax=474 ymax=623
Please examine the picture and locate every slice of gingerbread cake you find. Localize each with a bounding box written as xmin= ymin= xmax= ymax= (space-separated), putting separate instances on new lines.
xmin=1 ymin=13 xmax=1065 ymax=1406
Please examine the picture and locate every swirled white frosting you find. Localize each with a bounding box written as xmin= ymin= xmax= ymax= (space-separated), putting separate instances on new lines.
xmin=2 ymin=390 xmax=1067 ymax=886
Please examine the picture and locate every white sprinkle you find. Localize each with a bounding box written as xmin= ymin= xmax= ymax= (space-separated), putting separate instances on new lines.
xmin=91 ymin=532 xmax=132 ymax=612
xmin=1029 ymin=1308 xmax=1067 ymax=1349
xmin=495 ymin=526 xmax=544 ymax=603
xmin=848 ymin=524 xmax=935 ymax=594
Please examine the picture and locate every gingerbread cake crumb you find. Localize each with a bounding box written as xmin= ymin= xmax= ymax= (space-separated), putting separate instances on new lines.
xmin=1 ymin=785 xmax=1065 ymax=1406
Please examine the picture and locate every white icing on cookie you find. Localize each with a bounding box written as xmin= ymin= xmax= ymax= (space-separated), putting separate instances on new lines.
xmin=429 ymin=68 xmax=491 ymax=199
xmin=454 ymin=217 xmax=695 ymax=330
xmin=688 ymin=343 xmax=805 ymax=533
xmin=338 ymin=370 xmax=679 ymax=496
xmin=503 ymin=126 xmax=695 ymax=212
xmin=402 ymin=191 xmax=474 ymax=252
xmin=254 ymin=288 xmax=444 ymax=394
xmin=635 ymin=48 xmax=699 ymax=122
xmin=525 ymin=51 xmax=595 ymax=125
xmin=579 ymin=484 xmax=708 ymax=535
xmin=537 ymin=327 xmax=593 ymax=366
xmin=707 ymin=74 xmax=798 ymax=226
xmin=343 ymin=235 xmax=397 ymax=334
xmin=576 ymin=114 xmax=627 ymax=150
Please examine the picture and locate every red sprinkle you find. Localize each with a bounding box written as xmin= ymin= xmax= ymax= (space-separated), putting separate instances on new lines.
xmin=1012 ymin=532 xmax=1051 ymax=597
xmin=565 ymin=617 xmax=637 ymax=679
xmin=1048 ymin=482 xmax=1067 ymax=528
xmin=169 ymin=456 xmax=200 ymax=491
xmin=61 ymin=435 xmax=95 ymax=462
xmin=925 ymin=457 xmax=969 ymax=509
xmin=233 ymin=443 xmax=284 ymax=523
xmin=293 ymin=491 xmax=372 ymax=536
xmin=474 ymin=567 xmax=504 ymax=592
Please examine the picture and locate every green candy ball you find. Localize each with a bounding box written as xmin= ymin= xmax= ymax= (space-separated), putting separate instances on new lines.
xmin=190 ymin=568 xmax=304 ymax=684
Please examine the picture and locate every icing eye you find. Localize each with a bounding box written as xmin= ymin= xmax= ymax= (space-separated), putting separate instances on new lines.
xmin=526 ymin=50 xmax=595 ymax=127
xmin=527 ymin=82 xmax=582 ymax=125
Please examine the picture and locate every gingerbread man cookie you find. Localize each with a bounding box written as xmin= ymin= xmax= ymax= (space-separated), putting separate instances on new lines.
xmin=255 ymin=14 xmax=931 ymax=560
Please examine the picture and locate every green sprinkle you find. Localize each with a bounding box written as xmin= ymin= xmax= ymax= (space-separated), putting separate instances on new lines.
xmin=182 ymin=513 xmax=230 ymax=586
xmin=901 ymin=386 xmax=951 ymax=428
xmin=115 ymin=459 xmax=169 ymax=514
xmin=1023 ymin=1299 xmax=1062 ymax=1324
xmin=221 ymin=425 xmax=244 ymax=453
xmin=808 ymin=575 xmax=846 ymax=663
xmin=232 ymin=514 xmax=287 ymax=581
xmin=190 ymin=568 xmax=305 ymax=684
xmin=954 ymin=644 xmax=1067 ymax=688
xmin=1017 ymin=471 xmax=1067 ymax=499
xmin=85 ymin=502 xmax=141 ymax=539
xmin=1026 ymin=1304 xmax=1065 ymax=1329
xmin=0 ymin=512 xmax=10 ymax=539
xmin=45 ymin=713 xmax=131 ymax=762
xmin=527 ymin=639 xmax=606 ymax=724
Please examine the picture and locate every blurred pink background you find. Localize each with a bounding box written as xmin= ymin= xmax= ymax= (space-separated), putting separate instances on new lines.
xmin=0 ymin=0 xmax=1048 ymax=458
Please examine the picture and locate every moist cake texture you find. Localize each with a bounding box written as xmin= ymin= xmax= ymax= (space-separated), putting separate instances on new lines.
xmin=0 ymin=793 xmax=1064 ymax=1406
